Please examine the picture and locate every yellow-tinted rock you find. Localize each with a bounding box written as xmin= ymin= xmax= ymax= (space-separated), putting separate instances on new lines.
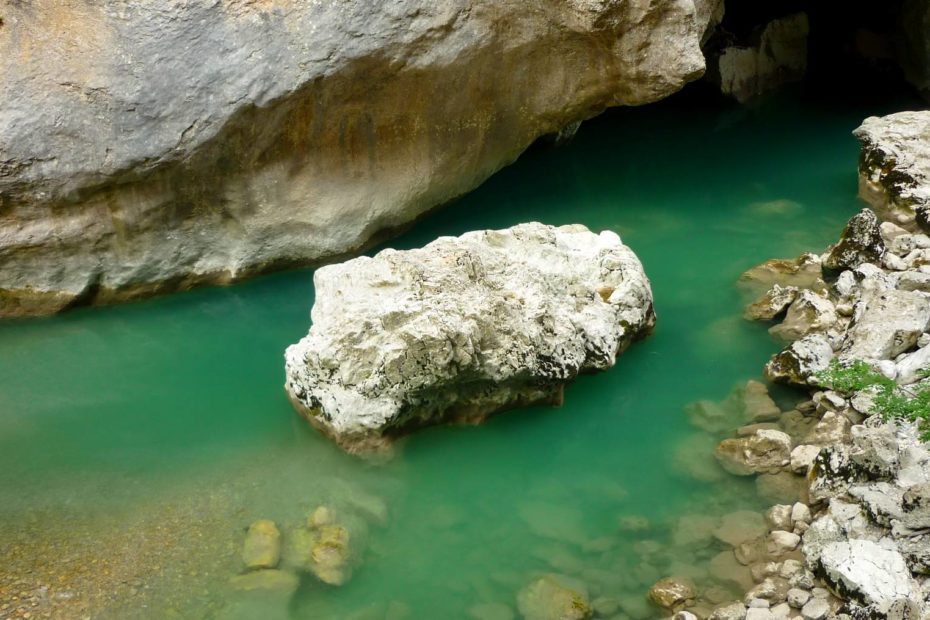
xmin=242 ymin=519 xmax=281 ymax=569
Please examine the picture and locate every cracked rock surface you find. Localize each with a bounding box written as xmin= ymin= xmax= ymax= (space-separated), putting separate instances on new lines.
xmin=284 ymin=223 xmax=655 ymax=453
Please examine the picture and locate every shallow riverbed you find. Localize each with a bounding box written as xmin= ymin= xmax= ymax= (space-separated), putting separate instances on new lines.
xmin=0 ymin=88 xmax=917 ymax=619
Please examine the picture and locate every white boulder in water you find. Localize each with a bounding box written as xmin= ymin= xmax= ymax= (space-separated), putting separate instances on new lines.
xmin=284 ymin=223 xmax=655 ymax=453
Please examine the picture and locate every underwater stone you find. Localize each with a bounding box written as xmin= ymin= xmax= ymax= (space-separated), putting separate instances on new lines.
xmin=284 ymin=223 xmax=655 ymax=453
xmin=516 ymin=574 xmax=592 ymax=620
xmin=242 ymin=520 xmax=281 ymax=570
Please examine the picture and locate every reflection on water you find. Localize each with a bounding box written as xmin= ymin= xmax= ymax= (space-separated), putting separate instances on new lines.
xmin=0 ymin=87 xmax=917 ymax=618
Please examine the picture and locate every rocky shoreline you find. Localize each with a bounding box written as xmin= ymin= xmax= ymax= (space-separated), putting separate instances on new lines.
xmin=646 ymin=113 xmax=930 ymax=620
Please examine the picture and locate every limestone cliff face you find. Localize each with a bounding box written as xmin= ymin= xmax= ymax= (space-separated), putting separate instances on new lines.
xmin=0 ymin=0 xmax=712 ymax=316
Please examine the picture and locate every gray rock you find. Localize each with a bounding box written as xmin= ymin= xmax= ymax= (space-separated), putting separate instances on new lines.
xmin=848 ymin=482 xmax=905 ymax=527
xmin=803 ymin=412 xmax=852 ymax=446
xmin=769 ymin=291 xmax=837 ymax=342
xmin=765 ymin=334 xmax=834 ymax=388
xmin=766 ymin=531 xmax=801 ymax=556
xmin=715 ymin=430 xmax=793 ymax=476
xmin=823 ymin=209 xmax=886 ymax=274
xmin=766 ymin=505 xmax=794 ymax=531
xmin=284 ymin=223 xmax=655 ymax=452
xmin=745 ymin=286 xmax=800 ymax=321
xmin=895 ymin=271 xmax=930 ymax=293
xmin=740 ymin=254 xmax=824 ymax=292
xmin=790 ymin=445 xmax=822 ymax=474
xmin=791 ymin=503 xmax=812 ymax=525
xmin=710 ymin=602 xmax=748 ymax=620
xmin=0 ymin=0 xmax=712 ymax=317
xmin=893 ymin=344 xmax=930 ymax=385
xmin=799 ymin=598 xmax=829 ymax=620
xmin=901 ymin=482 xmax=930 ymax=530
xmin=855 ymin=112 xmax=930 ymax=227
xmin=841 ymin=289 xmax=930 ymax=360
xmin=817 ymin=540 xmax=919 ymax=617
xmin=787 ymin=589 xmax=811 ymax=609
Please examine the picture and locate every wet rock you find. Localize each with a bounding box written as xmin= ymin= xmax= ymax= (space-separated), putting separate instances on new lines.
xmin=517 ymin=574 xmax=592 ymax=620
xmin=745 ymin=286 xmax=800 ymax=321
xmin=715 ymin=430 xmax=792 ymax=476
xmin=242 ymin=520 xmax=281 ymax=570
xmin=817 ymin=540 xmax=919 ymax=617
xmin=711 ymin=13 xmax=809 ymax=103
xmin=648 ymin=577 xmax=696 ymax=611
xmin=740 ymin=254 xmax=824 ymax=292
xmin=284 ymin=223 xmax=655 ymax=452
xmin=744 ymin=381 xmax=783 ymax=422
xmin=765 ymin=334 xmax=833 ymax=387
xmin=895 ymin=271 xmax=930 ymax=293
xmin=822 ymin=209 xmax=886 ymax=274
xmin=769 ymin=292 xmax=837 ymax=342
xmin=0 ymin=0 xmax=713 ymax=317
xmin=745 ymin=607 xmax=774 ymax=620
xmin=841 ymin=289 xmax=930 ymax=360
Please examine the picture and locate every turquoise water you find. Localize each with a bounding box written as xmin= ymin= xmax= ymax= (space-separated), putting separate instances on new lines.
xmin=0 ymin=89 xmax=917 ymax=619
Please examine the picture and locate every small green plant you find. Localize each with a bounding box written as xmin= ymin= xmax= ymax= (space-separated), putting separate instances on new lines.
xmin=815 ymin=359 xmax=930 ymax=441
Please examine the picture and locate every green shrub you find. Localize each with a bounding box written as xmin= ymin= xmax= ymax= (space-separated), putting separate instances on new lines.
xmin=814 ymin=359 xmax=930 ymax=441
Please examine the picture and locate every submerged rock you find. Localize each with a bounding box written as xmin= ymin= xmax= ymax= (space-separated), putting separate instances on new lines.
xmin=648 ymin=576 xmax=697 ymax=611
xmin=242 ymin=520 xmax=281 ymax=570
xmin=284 ymin=223 xmax=655 ymax=452
xmin=0 ymin=0 xmax=712 ymax=317
xmin=516 ymin=574 xmax=592 ymax=620
xmin=715 ymin=430 xmax=792 ymax=476
xmin=740 ymin=254 xmax=823 ymax=292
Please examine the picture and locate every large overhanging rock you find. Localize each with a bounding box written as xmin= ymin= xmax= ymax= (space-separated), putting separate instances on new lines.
xmin=284 ymin=223 xmax=655 ymax=453
xmin=0 ymin=0 xmax=712 ymax=318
